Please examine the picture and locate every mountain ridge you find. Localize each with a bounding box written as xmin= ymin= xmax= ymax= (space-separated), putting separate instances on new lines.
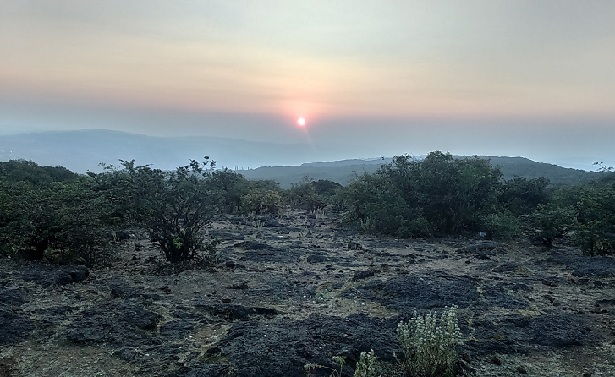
xmin=0 ymin=129 xmax=602 ymax=186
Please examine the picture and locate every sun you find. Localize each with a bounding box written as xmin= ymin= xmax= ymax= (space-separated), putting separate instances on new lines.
xmin=297 ymin=116 xmax=306 ymax=127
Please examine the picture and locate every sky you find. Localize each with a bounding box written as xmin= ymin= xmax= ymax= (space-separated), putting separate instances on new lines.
xmin=1 ymin=0 xmax=614 ymax=169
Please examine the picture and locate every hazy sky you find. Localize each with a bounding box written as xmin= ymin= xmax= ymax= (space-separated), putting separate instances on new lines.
xmin=1 ymin=1 xmax=614 ymax=168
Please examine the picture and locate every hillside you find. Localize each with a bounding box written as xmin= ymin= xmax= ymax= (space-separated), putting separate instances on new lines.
xmin=241 ymin=156 xmax=602 ymax=187
xmin=0 ymin=130 xmax=603 ymax=186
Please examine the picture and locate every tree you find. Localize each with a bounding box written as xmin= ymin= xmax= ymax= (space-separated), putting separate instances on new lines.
xmin=343 ymin=152 xmax=502 ymax=237
xmin=115 ymin=159 xmax=221 ymax=263
xmin=499 ymin=177 xmax=550 ymax=216
xmin=0 ymin=177 xmax=115 ymax=264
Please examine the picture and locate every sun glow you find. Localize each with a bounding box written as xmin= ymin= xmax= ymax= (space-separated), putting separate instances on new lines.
xmin=297 ymin=116 xmax=306 ymax=127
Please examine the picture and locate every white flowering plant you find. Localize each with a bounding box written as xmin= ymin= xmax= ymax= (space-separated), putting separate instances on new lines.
xmin=396 ymin=306 xmax=463 ymax=377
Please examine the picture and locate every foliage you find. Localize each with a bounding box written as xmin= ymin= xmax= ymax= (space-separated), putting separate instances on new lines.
xmin=112 ymin=159 xmax=221 ymax=263
xmin=499 ymin=177 xmax=550 ymax=216
xmin=0 ymin=160 xmax=78 ymax=185
xmin=0 ymin=174 xmax=116 ymax=264
xmin=396 ymin=306 xmax=462 ymax=377
xmin=210 ymin=169 xmax=251 ymax=214
xmin=529 ymin=203 xmax=577 ymax=247
xmin=305 ymin=352 xmax=380 ymax=377
xmin=343 ymin=152 xmax=501 ymax=237
xmin=287 ymin=179 xmax=333 ymax=212
xmin=529 ymin=182 xmax=615 ymax=254
xmin=353 ymin=350 xmax=379 ymax=377
xmin=481 ymin=210 xmax=521 ymax=240
xmin=572 ymin=184 xmax=615 ymax=255
xmin=304 ymin=356 xmax=346 ymax=377
xmin=241 ymin=189 xmax=283 ymax=215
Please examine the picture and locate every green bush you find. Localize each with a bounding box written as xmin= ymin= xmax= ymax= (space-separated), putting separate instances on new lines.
xmin=529 ymin=203 xmax=576 ymax=247
xmin=287 ymin=180 xmax=326 ymax=212
xmin=481 ymin=210 xmax=521 ymax=240
xmin=0 ymin=160 xmax=78 ymax=185
xmin=353 ymin=350 xmax=379 ymax=377
xmin=529 ymin=183 xmax=615 ymax=254
xmin=0 ymin=175 xmax=116 ymax=264
xmin=343 ymin=152 xmax=501 ymax=237
xmin=241 ymin=189 xmax=283 ymax=215
xmin=210 ymin=169 xmax=251 ymax=214
xmin=112 ymin=159 xmax=221 ymax=264
xmin=573 ymin=184 xmax=615 ymax=255
xmin=397 ymin=306 xmax=462 ymax=377
xmin=499 ymin=177 xmax=550 ymax=216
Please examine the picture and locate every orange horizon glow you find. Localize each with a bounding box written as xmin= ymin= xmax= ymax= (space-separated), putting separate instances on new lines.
xmin=2 ymin=1 xmax=615 ymax=123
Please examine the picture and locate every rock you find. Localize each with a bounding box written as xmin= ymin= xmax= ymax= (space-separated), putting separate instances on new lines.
xmin=0 ymin=287 xmax=26 ymax=307
xmin=195 ymin=302 xmax=279 ymax=321
xmin=263 ymin=218 xmax=282 ymax=228
xmin=234 ymin=241 xmax=274 ymax=250
xmin=159 ymin=319 xmax=197 ymax=338
xmin=492 ymin=263 xmax=519 ymax=273
xmin=114 ymin=230 xmax=132 ymax=241
xmin=0 ymin=357 xmax=17 ymax=377
xmin=344 ymin=273 xmax=480 ymax=311
xmin=347 ymin=241 xmax=363 ymax=250
xmin=128 ymin=309 xmax=162 ymax=330
xmin=516 ymin=366 xmax=528 ymax=374
xmin=110 ymin=280 xmax=142 ymax=299
xmin=352 ymin=269 xmax=378 ymax=281
xmin=229 ymin=281 xmax=249 ymax=290
xmin=457 ymin=241 xmax=500 ymax=258
xmin=306 ymin=253 xmax=327 ymax=264
xmin=65 ymin=300 xmax=161 ymax=345
xmin=21 ymin=265 xmax=89 ymax=287
xmin=468 ymin=312 xmax=600 ymax=355
xmin=211 ymin=230 xmax=245 ymax=241
xmin=482 ymin=282 xmax=529 ymax=309
xmin=458 ymin=241 xmax=499 ymax=252
xmin=0 ymin=307 xmax=35 ymax=345
xmin=211 ymin=314 xmax=397 ymax=377
xmin=55 ymin=265 xmax=89 ymax=285
xmin=170 ymin=364 xmax=232 ymax=377
xmin=241 ymin=247 xmax=302 ymax=264
xmin=549 ymin=252 xmax=615 ymax=278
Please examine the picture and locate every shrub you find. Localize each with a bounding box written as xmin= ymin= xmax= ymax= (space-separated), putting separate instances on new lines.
xmin=241 ymin=189 xmax=283 ymax=215
xmin=529 ymin=204 xmax=576 ymax=247
xmin=0 ymin=177 xmax=116 ymax=264
xmin=305 ymin=352 xmax=380 ymax=377
xmin=0 ymin=160 xmax=78 ymax=185
xmin=353 ymin=350 xmax=379 ymax=377
xmin=499 ymin=177 xmax=550 ymax=216
xmin=397 ymin=306 xmax=462 ymax=377
xmin=529 ymin=183 xmax=615 ymax=254
xmin=481 ymin=210 xmax=521 ymax=240
xmin=287 ymin=180 xmax=328 ymax=212
xmin=573 ymin=184 xmax=615 ymax=255
xmin=113 ymin=159 xmax=221 ymax=263
xmin=210 ymin=169 xmax=251 ymax=214
xmin=343 ymin=152 xmax=501 ymax=237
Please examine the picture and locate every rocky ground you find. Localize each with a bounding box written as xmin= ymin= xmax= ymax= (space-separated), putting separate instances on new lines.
xmin=1 ymin=211 xmax=614 ymax=377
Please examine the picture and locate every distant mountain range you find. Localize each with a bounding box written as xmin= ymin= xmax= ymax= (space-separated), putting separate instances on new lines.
xmin=0 ymin=129 xmax=603 ymax=187
xmin=240 ymin=156 xmax=604 ymax=187
xmin=0 ymin=129 xmax=314 ymax=172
